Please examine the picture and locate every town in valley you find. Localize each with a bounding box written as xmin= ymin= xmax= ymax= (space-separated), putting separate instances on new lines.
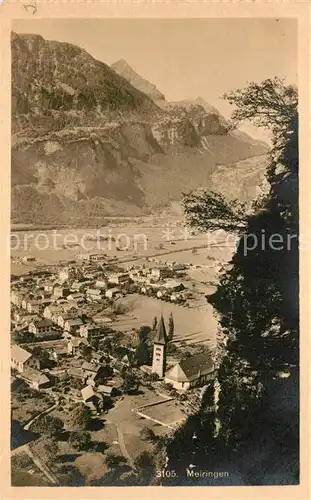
xmin=11 ymin=223 xmax=230 ymax=486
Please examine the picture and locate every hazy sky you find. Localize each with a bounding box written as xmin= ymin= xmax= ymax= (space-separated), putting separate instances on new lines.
xmin=13 ymin=18 xmax=297 ymax=142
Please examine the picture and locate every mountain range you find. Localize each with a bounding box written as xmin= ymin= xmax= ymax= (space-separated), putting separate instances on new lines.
xmin=11 ymin=32 xmax=269 ymax=225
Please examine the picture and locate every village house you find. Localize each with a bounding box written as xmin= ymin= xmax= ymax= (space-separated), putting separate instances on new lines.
xmin=133 ymin=275 xmax=150 ymax=285
xmin=57 ymin=311 xmax=77 ymax=329
xmin=26 ymin=300 xmax=40 ymax=314
xmin=45 ymin=368 xmax=67 ymax=385
xmin=89 ymin=253 xmax=103 ymax=262
xmin=67 ymin=337 xmax=88 ymax=355
xmin=150 ymin=268 xmax=162 ymax=281
xmin=66 ymin=292 xmax=84 ymax=303
xmin=11 ymin=345 xmax=33 ymax=373
xmin=91 ymin=352 xmax=106 ymax=364
xmin=79 ymin=323 xmax=101 ymax=340
xmin=81 ymin=386 xmax=106 ymax=412
xmin=105 ymin=287 xmax=120 ymax=299
xmin=76 ymin=253 xmax=90 ymax=261
xmin=164 ymin=351 xmax=215 ymax=391
xmin=11 ymin=290 xmax=24 ymax=307
xmin=170 ymin=292 xmax=185 ymax=303
xmin=107 ymin=272 xmax=130 ymax=286
xmin=81 ymin=385 xmax=96 ymax=403
xmin=53 ymin=285 xmax=71 ymax=299
xmin=95 ymin=278 xmax=107 ymax=289
xmin=29 ymin=319 xmax=54 ymax=337
xmin=162 ymin=280 xmax=186 ymax=291
xmin=22 ymin=255 xmax=36 ymax=263
xmin=36 ymin=298 xmax=52 ymax=309
xmin=81 ymin=361 xmax=100 ymax=377
xmin=21 ymin=368 xmax=50 ymax=390
xmin=71 ymin=280 xmax=84 ymax=291
xmin=21 ymin=297 xmax=30 ymax=310
xmin=97 ymin=385 xmax=117 ymax=397
xmin=86 ymin=288 xmax=102 ymax=302
xmin=67 ymin=366 xmax=85 ymax=381
xmin=14 ymin=311 xmax=39 ymax=325
xmin=44 ymin=305 xmax=62 ymax=320
xmin=50 ymin=344 xmax=69 ymax=362
xmin=59 ymin=267 xmax=75 ymax=284
xmin=64 ymin=317 xmax=84 ymax=334
xmin=19 ymin=275 xmax=34 ymax=284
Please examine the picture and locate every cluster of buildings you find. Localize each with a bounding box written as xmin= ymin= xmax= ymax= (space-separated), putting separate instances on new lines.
xmin=11 ymin=255 xmax=216 ymax=406
xmin=126 ymin=262 xmax=191 ymax=303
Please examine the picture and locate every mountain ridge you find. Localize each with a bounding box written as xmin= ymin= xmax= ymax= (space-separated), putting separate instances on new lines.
xmin=11 ymin=32 xmax=269 ymax=225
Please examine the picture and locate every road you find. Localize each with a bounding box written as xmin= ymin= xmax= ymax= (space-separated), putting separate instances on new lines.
xmin=24 ymin=401 xmax=58 ymax=431
xmin=115 ymin=424 xmax=133 ymax=467
xmin=11 ymin=443 xmax=59 ymax=485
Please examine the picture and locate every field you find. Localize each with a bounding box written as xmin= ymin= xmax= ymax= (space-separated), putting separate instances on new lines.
xmin=137 ymin=399 xmax=186 ymax=427
xmin=10 ymin=224 xmax=236 ymax=273
xmin=27 ymin=386 xmax=177 ymax=483
xmin=111 ymin=293 xmax=217 ymax=347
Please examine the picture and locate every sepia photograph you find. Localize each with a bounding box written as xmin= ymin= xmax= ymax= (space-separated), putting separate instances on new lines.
xmin=8 ymin=17 xmax=301 ymax=488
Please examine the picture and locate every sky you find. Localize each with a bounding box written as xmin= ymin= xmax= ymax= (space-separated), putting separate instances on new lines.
xmin=12 ymin=19 xmax=298 ymax=142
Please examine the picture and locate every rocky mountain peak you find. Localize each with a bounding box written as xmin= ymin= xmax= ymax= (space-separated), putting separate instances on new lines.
xmin=111 ymin=59 xmax=166 ymax=103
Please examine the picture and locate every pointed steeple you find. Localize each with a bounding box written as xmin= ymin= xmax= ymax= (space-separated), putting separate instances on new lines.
xmin=153 ymin=314 xmax=168 ymax=345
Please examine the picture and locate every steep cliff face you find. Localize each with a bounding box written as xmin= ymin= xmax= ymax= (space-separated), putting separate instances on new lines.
xmin=11 ymin=32 xmax=269 ymax=224
xmin=211 ymin=155 xmax=270 ymax=204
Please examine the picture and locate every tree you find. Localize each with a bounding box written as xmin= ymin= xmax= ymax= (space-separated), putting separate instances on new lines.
xmin=81 ymin=345 xmax=92 ymax=361
xmin=133 ymin=451 xmax=155 ymax=485
xmin=67 ymin=403 xmax=92 ymax=431
xmin=138 ymin=325 xmax=151 ymax=342
xmin=224 ymin=77 xmax=298 ymax=146
xmin=121 ymin=371 xmax=139 ymax=394
xmin=90 ymin=337 xmax=100 ymax=351
xmin=58 ymin=465 xmax=85 ymax=486
xmin=152 ymin=316 xmax=158 ymax=330
xmin=135 ymin=340 xmax=150 ymax=366
xmin=69 ymin=430 xmax=92 ymax=451
xmin=105 ymin=454 xmax=127 ymax=470
xmin=32 ymin=346 xmax=50 ymax=361
xmin=182 ymin=190 xmax=247 ymax=233
xmin=140 ymin=427 xmax=157 ymax=443
xmin=168 ymin=312 xmax=174 ymax=341
xmin=149 ymin=372 xmax=160 ymax=382
xmin=30 ymin=415 xmax=63 ymax=438
xmin=101 ymin=395 xmax=114 ymax=413
xmin=39 ymin=439 xmax=60 ymax=468
xmin=165 ymin=77 xmax=299 ymax=485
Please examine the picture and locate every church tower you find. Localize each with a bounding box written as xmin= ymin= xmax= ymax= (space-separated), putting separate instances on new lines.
xmin=152 ymin=314 xmax=168 ymax=378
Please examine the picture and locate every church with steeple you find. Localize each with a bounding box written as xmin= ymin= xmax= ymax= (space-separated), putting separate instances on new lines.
xmin=150 ymin=313 xmax=215 ymax=388
xmin=151 ymin=314 xmax=168 ymax=378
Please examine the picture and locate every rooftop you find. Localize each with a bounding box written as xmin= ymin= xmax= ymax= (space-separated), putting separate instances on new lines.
xmin=82 ymin=361 xmax=100 ymax=372
xmin=11 ymin=344 xmax=32 ymax=364
xmin=153 ymin=314 xmax=168 ymax=345
xmin=81 ymin=385 xmax=95 ymax=401
xmin=166 ymin=351 xmax=214 ymax=382
xmin=32 ymin=319 xmax=53 ymax=328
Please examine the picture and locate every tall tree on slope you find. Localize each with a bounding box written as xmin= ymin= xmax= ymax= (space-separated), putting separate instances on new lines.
xmin=163 ymin=77 xmax=299 ymax=485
